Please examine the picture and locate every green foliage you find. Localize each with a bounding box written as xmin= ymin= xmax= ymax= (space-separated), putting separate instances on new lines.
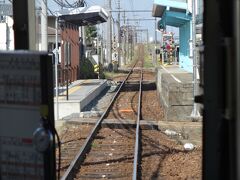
xmin=79 ymin=58 xmax=98 ymax=79
xmin=144 ymin=44 xmax=154 ymax=68
xmin=103 ymin=71 xmax=122 ymax=80
xmin=85 ymin=25 xmax=97 ymax=44
xmin=144 ymin=58 xmax=154 ymax=68
xmin=91 ymin=142 xmax=98 ymax=148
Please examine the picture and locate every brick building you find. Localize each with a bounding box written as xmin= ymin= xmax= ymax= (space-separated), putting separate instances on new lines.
xmin=47 ymin=16 xmax=80 ymax=87
xmin=59 ymin=23 xmax=80 ymax=86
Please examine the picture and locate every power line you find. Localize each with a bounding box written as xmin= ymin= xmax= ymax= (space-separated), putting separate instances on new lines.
xmin=120 ymin=18 xmax=156 ymax=21
xmin=111 ymin=10 xmax=151 ymax=13
xmin=52 ymin=0 xmax=85 ymax=8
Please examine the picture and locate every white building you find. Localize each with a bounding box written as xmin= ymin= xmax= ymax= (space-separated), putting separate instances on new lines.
xmin=0 ymin=16 xmax=14 ymax=50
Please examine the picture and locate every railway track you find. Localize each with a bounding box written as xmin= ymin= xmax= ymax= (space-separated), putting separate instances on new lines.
xmin=57 ymin=45 xmax=201 ymax=180
xmin=57 ymin=45 xmax=143 ymax=180
xmin=56 ymin=124 xmax=94 ymax=178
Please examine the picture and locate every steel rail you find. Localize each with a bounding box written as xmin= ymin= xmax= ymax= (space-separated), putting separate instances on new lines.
xmin=132 ymin=61 xmax=143 ymax=180
xmin=61 ymin=61 xmax=139 ymax=180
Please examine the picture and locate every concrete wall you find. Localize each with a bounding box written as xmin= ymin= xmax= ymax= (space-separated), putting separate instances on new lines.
xmin=157 ymin=67 xmax=193 ymax=121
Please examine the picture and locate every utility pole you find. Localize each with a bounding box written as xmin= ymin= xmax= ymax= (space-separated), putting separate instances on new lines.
xmin=154 ymin=17 xmax=157 ymax=66
xmin=41 ymin=0 xmax=48 ymax=51
xmin=81 ymin=27 xmax=86 ymax=54
xmin=13 ymin=0 xmax=36 ymax=50
xmin=54 ymin=16 xmax=59 ymax=121
xmin=101 ymin=25 xmax=104 ymax=65
xmin=107 ymin=0 xmax=112 ymax=66
xmin=117 ymin=0 xmax=121 ymax=67
xmin=126 ymin=20 xmax=129 ymax=63
xmin=123 ymin=11 xmax=126 ymax=65
xmin=131 ymin=31 xmax=133 ymax=62
xmin=132 ymin=25 xmax=136 ymax=58
xmin=191 ymin=0 xmax=200 ymax=119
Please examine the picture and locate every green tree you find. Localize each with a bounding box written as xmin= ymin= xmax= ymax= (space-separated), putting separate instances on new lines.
xmin=85 ymin=25 xmax=97 ymax=46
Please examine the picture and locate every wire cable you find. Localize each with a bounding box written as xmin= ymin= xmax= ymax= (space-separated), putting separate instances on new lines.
xmin=47 ymin=119 xmax=61 ymax=180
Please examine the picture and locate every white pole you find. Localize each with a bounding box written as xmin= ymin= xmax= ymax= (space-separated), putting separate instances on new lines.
xmin=191 ymin=0 xmax=200 ymax=118
xmin=41 ymin=0 xmax=48 ymax=51
xmin=156 ymin=18 xmax=157 ymax=67
xmin=27 ymin=0 xmax=36 ymax=50
xmin=55 ymin=16 xmax=59 ymax=121
xmin=107 ymin=0 xmax=112 ymax=65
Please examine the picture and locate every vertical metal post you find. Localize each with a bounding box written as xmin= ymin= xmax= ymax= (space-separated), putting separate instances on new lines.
xmin=28 ymin=0 xmax=36 ymax=50
xmin=191 ymin=0 xmax=200 ymax=118
xmin=174 ymin=47 xmax=177 ymax=65
xmin=97 ymin=32 xmax=100 ymax=79
xmin=126 ymin=22 xmax=129 ymax=63
xmin=131 ymin=32 xmax=133 ymax=62
xmin=101 ymin=25 xmax=104 ymax=65
xmin=82 ymin=26 xmax=86 ymax=54
xmin=55 ymin=16 xmax=59 ymax=121
xmin=154 ymin=17 xmax=157 ymax=66
xmin=117 ymin=0 xmax=121 ymax=67
xmin=235 ymin=0 xmax=240 ymax=179
xmin=162 ymin=32 xmax=165 ymax=64
xmin=66 ymin=41 xmax=69 ymax=100
xmin=41 ymin=0 xmax=48 ymax=51
xmin=13 ymin=0 xmax=36 ymax=50
xmin=107 ymin=0 xmax=112 ymax=65
xmin=123 ymin=11 xmax=126 ymax=65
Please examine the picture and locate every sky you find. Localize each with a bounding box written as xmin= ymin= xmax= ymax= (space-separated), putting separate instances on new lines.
xmin=47 ymin=0 xmax=157 ymax=42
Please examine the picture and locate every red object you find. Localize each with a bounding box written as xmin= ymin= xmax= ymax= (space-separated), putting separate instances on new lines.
xmin=166 ymin=44 xmax=171 ymax=51
xmin=22 ymin=138 xmax=33 ymax=144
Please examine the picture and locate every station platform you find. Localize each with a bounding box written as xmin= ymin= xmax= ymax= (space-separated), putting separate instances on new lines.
xmin=54 ymin=79 xmax=107 ymax=120
xmin=156 ymin=64 xmax=195 ymax=122
xmin=156 ymin=64 xmax=202 ymax=146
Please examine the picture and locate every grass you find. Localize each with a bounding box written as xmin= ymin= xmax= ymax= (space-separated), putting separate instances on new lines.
xmin=143 ymin=44 xmax=155 ymax=68
xmin=91 ymin=142 xmax=98 ymax=148
xmin=144 ymin=57 xmax=155 ymax=68
xmin=103 ymin=71 xmax=125 ymax=80
xmin=102 ymin=44 xmax=163 ymax=77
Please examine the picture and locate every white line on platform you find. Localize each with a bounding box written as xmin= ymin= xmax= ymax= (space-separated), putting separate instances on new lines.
xmin=161 ymin=65 xmax=182 ymax=83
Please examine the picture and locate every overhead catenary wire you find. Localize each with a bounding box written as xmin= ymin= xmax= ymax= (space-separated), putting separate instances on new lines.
xmin=111 ymin=10 xmax=151 ymax=12
xmin=52 ymin=0 xmax=85 ymax=8
xmin=120 ymin=18 xmax=156 ymax=21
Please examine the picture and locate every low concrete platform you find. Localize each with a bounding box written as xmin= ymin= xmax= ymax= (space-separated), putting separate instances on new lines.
xmin=156 ymin=65 xmax=202 ymax=147
xmin=156 ymin=65 xmax=199 ymax=121
xmin=54 ymin=79 xmax=107 ymax=120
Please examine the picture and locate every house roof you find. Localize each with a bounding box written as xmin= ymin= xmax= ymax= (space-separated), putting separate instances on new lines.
xmin=57 ymin=5 xmax=108 ymax=26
